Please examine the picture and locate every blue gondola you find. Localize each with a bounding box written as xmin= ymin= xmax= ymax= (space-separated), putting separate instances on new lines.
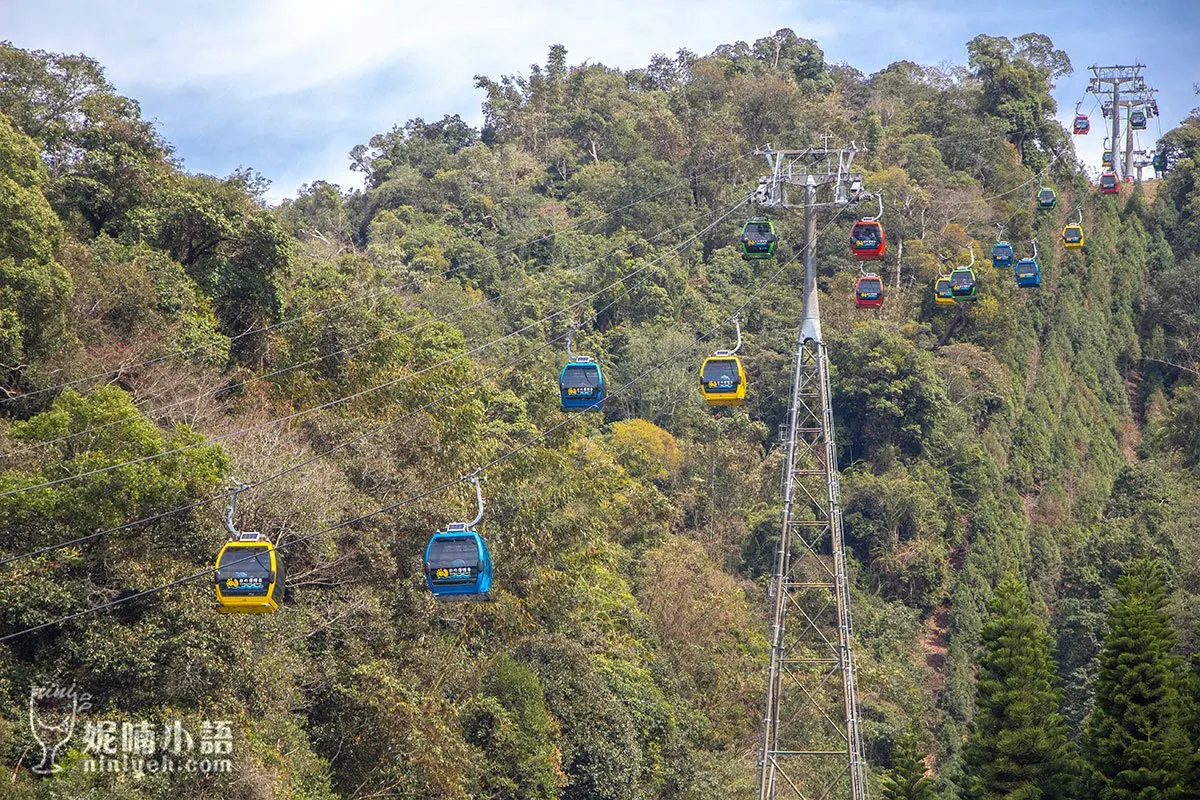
xmin=425 ymin=529 xmax=492 ymax=599
xmin=559 ymin=358 xmax=604 ymax=411
xmin=992 ymin=242 xmax=1014 ymax=269
xmin=425 ymin=474 xmax=493 ymax=600
xmin=1015 ymin=258 xmax=1040 ymax=288
xmin=558 ymin=326 xmax=604 ymax=412
xmin=1152 ymin=152 xmax=1168 ymax=174
xmin=1130 ymin=109 xmax=1147 ymax=130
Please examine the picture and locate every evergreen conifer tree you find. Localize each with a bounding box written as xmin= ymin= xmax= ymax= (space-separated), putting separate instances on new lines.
xmin=1084 ymin=559 xmax=1189 ymax=800
xmin=1185 ymin=635 xmax=1200 ymax=800
xmin=879 ymin=736 xmax=935 ymax=800
xmin=960 ymin=575 xmax=1079 ymax=800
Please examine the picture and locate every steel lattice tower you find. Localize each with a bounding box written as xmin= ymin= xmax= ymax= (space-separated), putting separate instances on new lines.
xmin=1086 ymin=64 xmax=1157 ymax=181
xmin=752 ymin=145 xmax=869 ymax=800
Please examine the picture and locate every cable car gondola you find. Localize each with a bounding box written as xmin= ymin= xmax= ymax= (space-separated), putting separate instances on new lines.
xmin=215 ymin=535 xmax=284 ymax=613
xmin=934 ymin=276 xmax=955 ymax=305
xmin=1130 ymin=109 xmax=1147 ymax=130
xmin=1153 ymin=152 xmax=1168 ymax=174
xmin=1072 ymin=114 xmax=1090 ymax=135
xmin=1036 ymin=187 xmax=1057 ymax=210
xmin=850 ymin=221 xmax=886 ymax=261
xmin=951 ymin=267 xmax=978 ymax=302
xmin=1062 ymin=209 xmax=1084 ymax=249
xmin=425 ymin=474 xmax=493 ymax=600
xmin=949 ymin=249 xmax=978 ymax=302
xmin=992 ymin=242 xmax=1014 ymax=269
xmin=700 ymin=316 xmax=747 ymax=407
xmin=740 ymin=217 xmax=778 ymax=260
xmin=1015 ymin=258 xmax=1041 ymax=288
xmin=559 ymin=326 xmax=605 ymax=412
xmin=1099 ymin=172 xmax=1119 ymax=195
xmin=849 ymin=193 xmax=886 ymax=261
xmin=214 ymin=482 xmax=284 ymax=614
xmin=855 ymin=273 xmax=884 ymax=308
xmin=1102 ymin=150 xmax=1113 ymax=168
xmin=1014 ymin=240 xmax=1040 ymax=288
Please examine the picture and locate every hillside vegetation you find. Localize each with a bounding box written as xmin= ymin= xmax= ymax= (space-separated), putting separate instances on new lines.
xmin=1 ymin=29 xmax=1199 ymax=800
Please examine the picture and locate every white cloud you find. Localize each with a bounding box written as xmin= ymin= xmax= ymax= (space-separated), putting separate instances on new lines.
xmin=6 ymin=0 xmax=832 ymax=198
xmin=3 ymin=0 xmax=1188 ymax=200
xmin=8 ymin=0 xmax=821 ymax=99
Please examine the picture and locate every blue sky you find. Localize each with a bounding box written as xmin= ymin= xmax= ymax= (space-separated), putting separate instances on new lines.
xmin=4 ymin=0 xmax=1196 ymax=202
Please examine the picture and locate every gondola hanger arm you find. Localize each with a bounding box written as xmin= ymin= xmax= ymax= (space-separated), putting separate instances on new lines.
xmin=224 ymin=478 xmax=249 ymax=539
xmin=565 ymin=323 xmax=580 ymax=361
xmin=462 ymin=471 xmax=485 ymax=529
xmin=863 ymin=192 xmax=883 ymax=222
xmin=728 ymin=316 xmax=742 ymax=355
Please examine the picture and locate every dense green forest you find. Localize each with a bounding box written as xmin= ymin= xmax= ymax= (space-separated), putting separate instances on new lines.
xmin=1 ymin=27 xmax=1199 ymax=800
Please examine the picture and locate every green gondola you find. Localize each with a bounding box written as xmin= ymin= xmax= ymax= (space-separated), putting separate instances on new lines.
xmin=950 ymin=267 xmax=978 ymax=302
xmin=740 ymin=217 xmax=778 ymax=260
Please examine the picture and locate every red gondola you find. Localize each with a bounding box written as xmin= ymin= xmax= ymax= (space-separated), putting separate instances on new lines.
xmin=849 ymin=192 xmax=886 ymax=261
xmin=1099 ymin=172 xmax=1119 ymax=195
xmin=1072 ymin=114 xmax=1090 ymax=135
xmin=850 ymin=221 xmax=885 ymax=261
xmin=855 ymin=274 xmax=884 ymax=308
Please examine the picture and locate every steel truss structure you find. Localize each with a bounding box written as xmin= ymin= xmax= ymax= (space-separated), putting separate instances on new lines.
xmin=1087 ymin=64 xmax=1158 ymax=181
xmin=753 ymin=145 xmax=869 ymax=800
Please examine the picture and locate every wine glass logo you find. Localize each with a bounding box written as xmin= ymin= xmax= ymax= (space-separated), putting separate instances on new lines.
xmin=28 ymin=685 xmax=89 ymax=775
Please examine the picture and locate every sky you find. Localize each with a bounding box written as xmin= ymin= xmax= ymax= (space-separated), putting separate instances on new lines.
xmin=3 ymin=0 xmax=1196 ymax=202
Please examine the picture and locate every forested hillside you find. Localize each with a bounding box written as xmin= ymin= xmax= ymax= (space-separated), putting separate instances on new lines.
xmin=1 ymin=29 xmax=1199 ymax=800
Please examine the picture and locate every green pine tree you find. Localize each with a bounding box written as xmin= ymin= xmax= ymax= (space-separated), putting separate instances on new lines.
xmin=1186 ymin=632 xmax=1200 ymax=800
xmin=960 ymin=575 xmax=1079 ymax=800
xmin=879 ymin=736 xmax=935 ymax=800
xmin=1084 ymin=559 xmax=1190 ymax=800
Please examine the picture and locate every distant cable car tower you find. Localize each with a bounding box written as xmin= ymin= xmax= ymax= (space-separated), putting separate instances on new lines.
xmin=1086 ymin=64 xmax=1158 ymax=182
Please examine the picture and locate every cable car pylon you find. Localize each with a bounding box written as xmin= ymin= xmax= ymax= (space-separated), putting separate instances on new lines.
xmin=752 ymin=144 xmax=869 ymax=800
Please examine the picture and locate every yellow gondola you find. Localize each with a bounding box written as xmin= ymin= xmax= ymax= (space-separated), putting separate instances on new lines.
xmin=700 ymin=317 xmax=747 ymax=407
xmin=700 ymin=355 xmax=746 ymax=406
xmin=214 ymin=534 xmax=284 ymax=613
xmin=934 ymin=276 xmax=955 ymax=305
xmin=1062 ymin=208 xmax=1084 ymax=249
xmin=213 ymin=481 xmax=284 ymax=614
